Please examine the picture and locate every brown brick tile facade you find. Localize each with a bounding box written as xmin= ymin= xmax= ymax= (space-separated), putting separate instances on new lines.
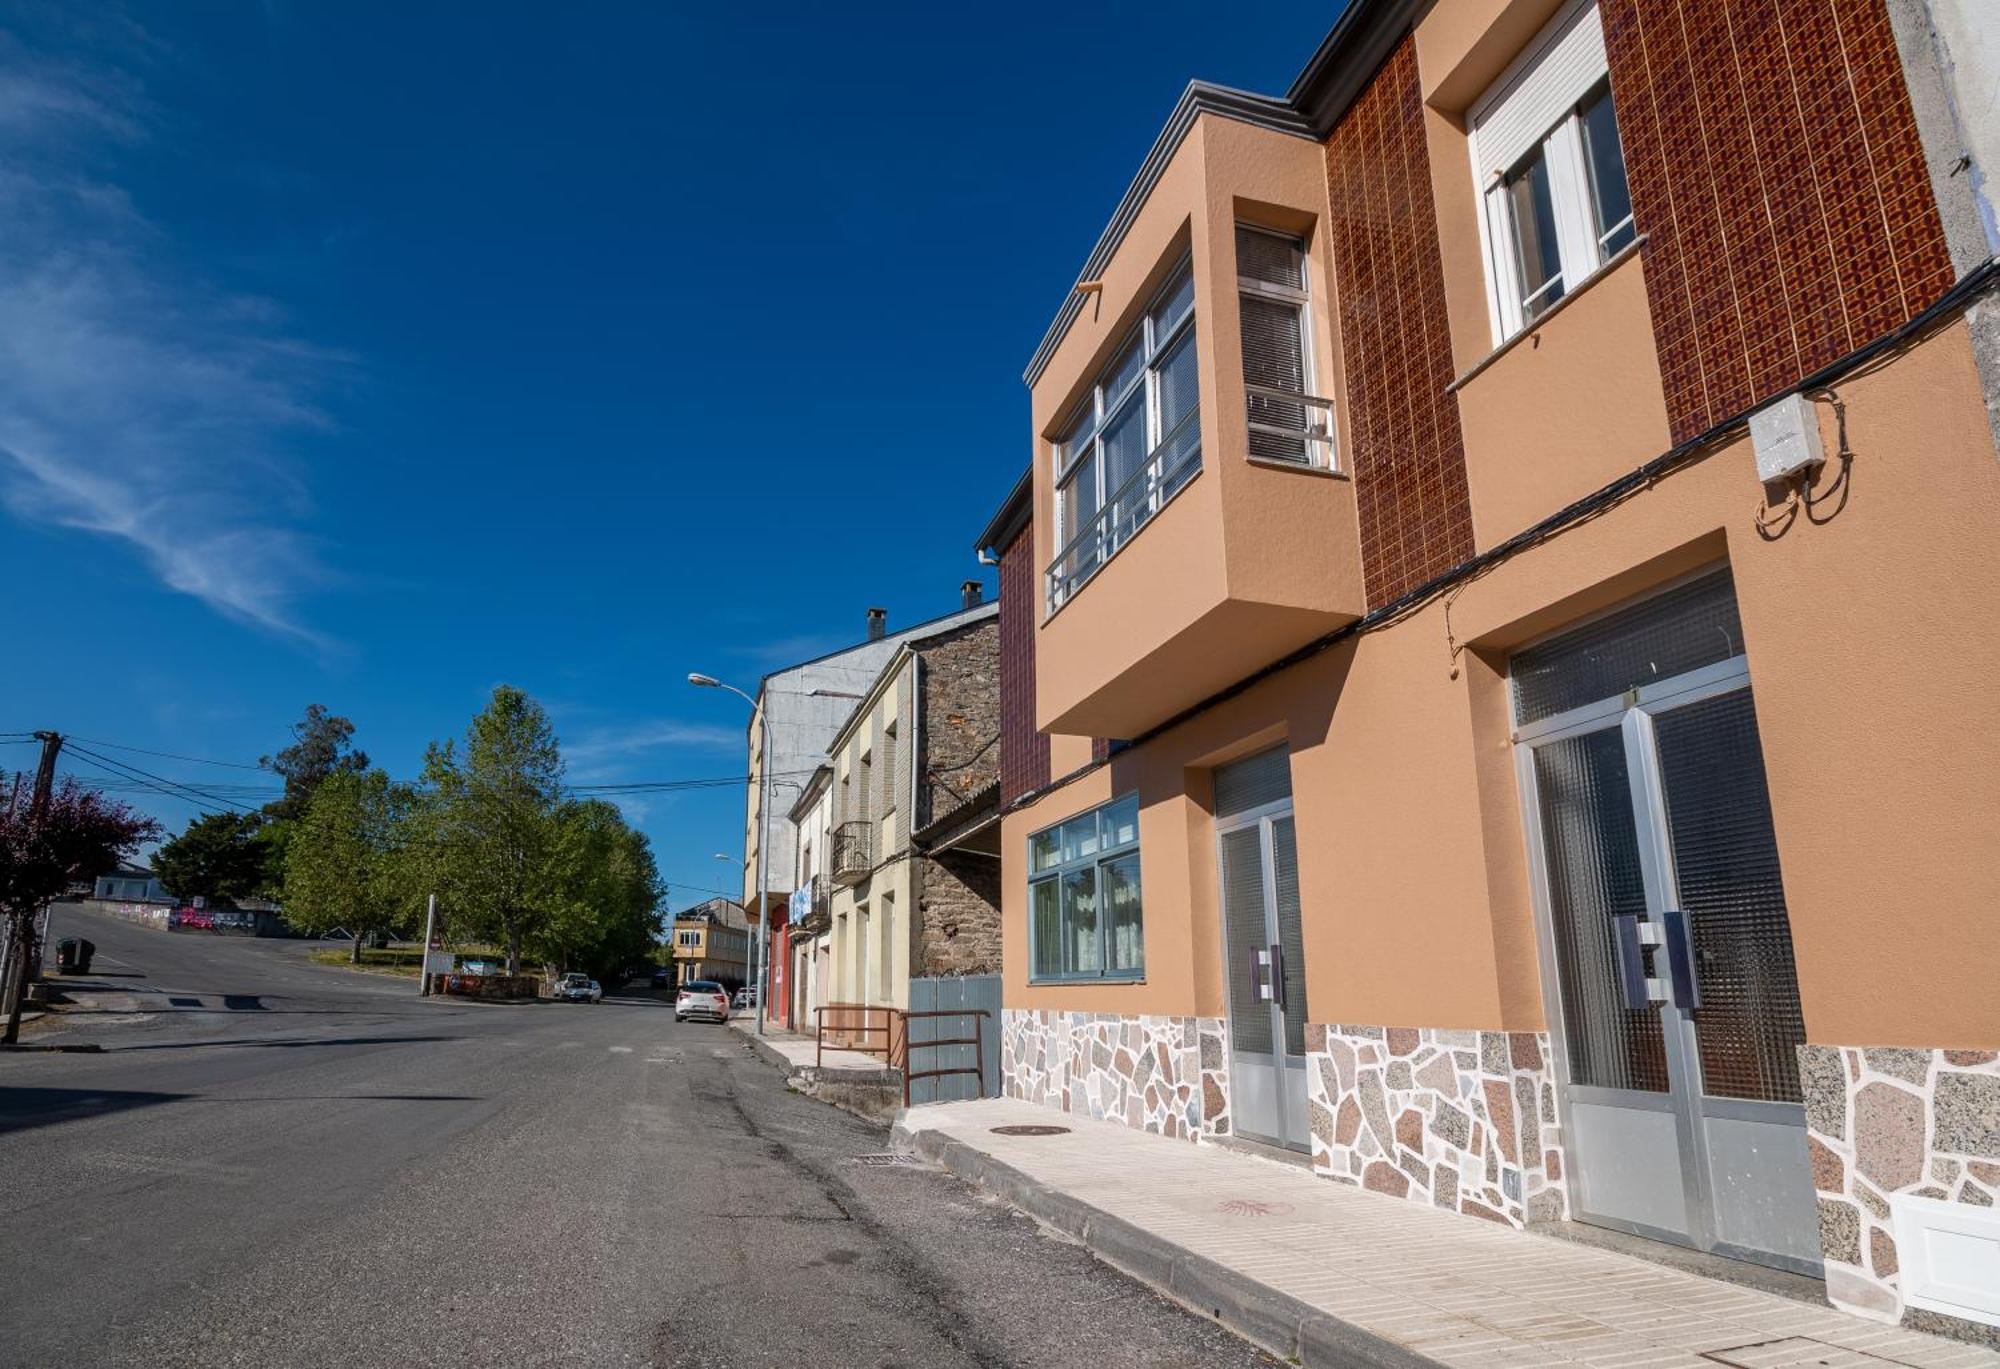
xmin=1603 ymin=0 xmax=1955 ymax=443
xmin=998 ymin=526 xmax=1050 ymax=804
xmin=1324 ymin=37 xmax=1477 ymax=607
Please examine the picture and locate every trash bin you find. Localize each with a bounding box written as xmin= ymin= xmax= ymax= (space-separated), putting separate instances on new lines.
xmin=54 ymin=938 xmax=91 ymax=974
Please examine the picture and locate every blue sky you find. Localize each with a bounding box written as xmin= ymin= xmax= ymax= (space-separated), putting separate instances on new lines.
xmin=0 ymin=0 xmax=1336 ymax=905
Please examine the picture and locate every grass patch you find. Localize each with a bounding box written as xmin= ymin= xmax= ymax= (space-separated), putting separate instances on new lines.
xmin=306 ymin=947 xmax=420 ymax=978
xmin=304 ymin=943 xmax=510 ymax=980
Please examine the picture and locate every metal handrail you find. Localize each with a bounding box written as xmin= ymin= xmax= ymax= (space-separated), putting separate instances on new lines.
xmin=896 ymin=1008 xmax=990 ymax=1106
xmin=814 ymin=1002 xmax=896 ymax=1065
xmin=811 ymin=1004 xmax=991 ymax=1104
xmin=1046 ymin=410 xmax=1203 ymax=609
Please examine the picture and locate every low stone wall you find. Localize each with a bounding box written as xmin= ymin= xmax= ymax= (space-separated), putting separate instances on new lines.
xmin=1802 ymin=1042 xmax=2000 ymax=1334
xmin=441 ymin=973 xmax=541 ymax=1002
xmin=1302 ymin=1024 xmax=1566 ymax=1231
xmin=65 ymin=899 xmax=171 ymax=929
xmin=1001 ymin=1009 xmax=1230 ymax=1142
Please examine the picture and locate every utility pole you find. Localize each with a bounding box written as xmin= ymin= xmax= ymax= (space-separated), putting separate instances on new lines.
xmin=2 ymin=732 xmax=63 ymax=1044
xmin=417 ymin=892 xmax=437 ymax=997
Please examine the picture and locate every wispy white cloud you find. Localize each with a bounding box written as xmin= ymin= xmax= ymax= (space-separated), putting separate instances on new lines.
xmin=0 ymin=23 xmax=342 ymax=646
xmin=728 ymin=632 xmax=848 ymax=669
xmin=566 ymin=719 xmax=743 ymax=766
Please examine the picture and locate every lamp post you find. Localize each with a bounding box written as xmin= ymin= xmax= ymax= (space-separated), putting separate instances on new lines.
xmin=689 ymin=672 xmax=773 ymax=1036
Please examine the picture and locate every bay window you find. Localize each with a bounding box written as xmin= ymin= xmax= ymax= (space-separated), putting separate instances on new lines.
xmin=1028 ymin=795 xmax=1143 ymax=981
xmin=1047 ymin=260 xmax=1200 ymax=612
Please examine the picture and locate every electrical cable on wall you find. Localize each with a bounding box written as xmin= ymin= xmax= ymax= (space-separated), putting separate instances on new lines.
xmin=1000 ymin=254 xmax=2000 ymax=818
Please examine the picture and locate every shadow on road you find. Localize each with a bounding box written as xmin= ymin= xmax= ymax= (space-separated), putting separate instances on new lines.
xmin=109 ymin=1033 xmax=461 ymax=1053
xmin=0 ymin=1087 xmax=183 ymax=1136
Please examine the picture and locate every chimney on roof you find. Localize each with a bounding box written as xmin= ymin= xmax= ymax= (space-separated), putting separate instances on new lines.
xmin=961 ymin=580 xmax=983 ymax=610
xmin=866 ymin=607 xmax=887 ymax=641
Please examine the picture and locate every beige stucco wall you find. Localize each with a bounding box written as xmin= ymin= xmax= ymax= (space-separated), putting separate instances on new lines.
xmin=1029 ymin=113 xmax=1364 ymax=740
xmin=1003 ymin=319 xmax=2000 ymax=1051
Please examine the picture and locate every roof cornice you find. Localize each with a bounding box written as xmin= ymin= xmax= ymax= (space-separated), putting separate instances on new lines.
xmin=1021 ymin=0 xmax=1423 ymax=390
xmin=1022 ymin=82 xmax=1313 ymax=388
xmin=975 ymin=465 xmax=1032 ymax=553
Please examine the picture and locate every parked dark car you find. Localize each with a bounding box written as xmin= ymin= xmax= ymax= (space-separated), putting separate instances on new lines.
xmin=650 ymin=966 xmax=672 ymax=989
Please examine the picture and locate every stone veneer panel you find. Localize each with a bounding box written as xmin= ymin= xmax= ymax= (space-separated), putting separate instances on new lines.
xmin=1002 ymin=1009 xmax=1229 ymax=1142
xmin=1303 ymin=1023 xmax=1567 ymax=1230
xmin=1802 ymin=1043 xmax=2000 ymax=1335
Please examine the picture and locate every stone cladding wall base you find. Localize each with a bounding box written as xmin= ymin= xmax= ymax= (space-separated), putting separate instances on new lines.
xmin=1002 ymin=1008 xmax=1229 ymax=1142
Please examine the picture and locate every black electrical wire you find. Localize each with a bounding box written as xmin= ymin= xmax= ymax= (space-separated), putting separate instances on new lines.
xmin=62 ymin=743 xmax=261 ymax=815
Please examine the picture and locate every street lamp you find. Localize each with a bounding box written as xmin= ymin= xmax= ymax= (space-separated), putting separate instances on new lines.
xmin=690 ymin=672 xmax=773 ymax=1036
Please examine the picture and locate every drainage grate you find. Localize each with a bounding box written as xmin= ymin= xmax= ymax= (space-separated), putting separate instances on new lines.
xmin=852 ymin=1153 xmax=923 ymax=1167
xmin=991 ymin=1124 xmax=1071 ymax=1137
xmin=1699 ymin=1337 xmax=1900 ymax=1367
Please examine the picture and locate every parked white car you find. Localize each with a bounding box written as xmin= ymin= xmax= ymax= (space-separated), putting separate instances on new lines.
xmin=553 ymin=972 xmax=602 ymax=1003
xmin=676 ymin=980 xmax=730 ymax=1023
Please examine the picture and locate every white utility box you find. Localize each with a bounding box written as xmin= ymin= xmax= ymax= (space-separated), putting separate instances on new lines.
xmin=1748 ymin=392 xmax=1827 ymax=485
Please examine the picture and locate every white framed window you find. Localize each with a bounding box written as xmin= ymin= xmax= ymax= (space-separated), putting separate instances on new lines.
xmin=1470 ymin=0 xmax=1635 ymax=342
xmin=1236 ymin=225 xmax=1336 ymax=471
xmin=1047 ymin=258 xmax=1200 ymax=613
xmin=1027 ymin=794 xmax=1143 ymax=982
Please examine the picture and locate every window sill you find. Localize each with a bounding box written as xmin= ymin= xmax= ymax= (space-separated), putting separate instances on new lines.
xmin=1246 ymin=455 xmax=1349 ymax=480
xmin=1447 ymin=235 xmax=1647 ymax=395
xmin=1026 ymin=975 xmax=1147 ymax=987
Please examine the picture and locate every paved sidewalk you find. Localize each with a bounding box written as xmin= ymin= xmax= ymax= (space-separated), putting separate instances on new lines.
xmin=723 ymin=1014 xmax=889 ymax=1073
xmin=895 ymin=1097 xmax=2000 ymax=1369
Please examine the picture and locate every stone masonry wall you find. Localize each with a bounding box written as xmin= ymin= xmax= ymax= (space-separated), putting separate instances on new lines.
xmin=1304 ymin=1024 xmax=1567 ymax=1230
xmin=916 ymin=617 xmax=1000 ymax=832
xmin=1003 ymin=1009 xmax=1230 ymax=1142
xmin=1802 ymin=1043 xmax=2000 ymax=1335
xmin=915 ymin=849 xmax=1001 ymax=977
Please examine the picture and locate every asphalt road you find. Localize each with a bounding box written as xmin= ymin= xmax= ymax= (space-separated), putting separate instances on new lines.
xmin=0 ymin=908 xmax=1275 ymax=1368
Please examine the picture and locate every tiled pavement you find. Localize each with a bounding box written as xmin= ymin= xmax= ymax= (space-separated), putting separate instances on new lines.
xmin=895 ymin=1097 xmax=2000 ymax=1369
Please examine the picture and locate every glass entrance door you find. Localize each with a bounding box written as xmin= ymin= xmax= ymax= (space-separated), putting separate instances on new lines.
xmin=1215 ymin=750 xmax=1310 ymax=1151
xmin=1514 ymin=573 xmax=1819 ymax=1274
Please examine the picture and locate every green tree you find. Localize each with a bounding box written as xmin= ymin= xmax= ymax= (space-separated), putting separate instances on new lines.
xmin=421 ymin=686 xmax=564 ymax=974
xmin=531 ymin=799 xmax=664 ymax=979
xmin=283 ymin=769 xmax=411 ymax=962
xmin=261 ymin=704 xmax=370 ymax=824
xmin=152 ymin=812 xmax=267 ymax=903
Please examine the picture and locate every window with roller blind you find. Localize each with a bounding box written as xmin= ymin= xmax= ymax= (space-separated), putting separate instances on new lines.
xmin=1235 ymin=225 xmax=1335 ymax=471
xmin=1470 ymin=0 xmax=1635 ymax=342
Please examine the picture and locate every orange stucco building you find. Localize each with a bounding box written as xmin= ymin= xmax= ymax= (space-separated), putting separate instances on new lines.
xmin=976 ymin=0 xmax=2000 ymax=1337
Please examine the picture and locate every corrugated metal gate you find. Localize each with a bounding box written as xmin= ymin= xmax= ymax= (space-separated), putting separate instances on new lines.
xmin=903 ymin=974 xmax=1001 ymax=1104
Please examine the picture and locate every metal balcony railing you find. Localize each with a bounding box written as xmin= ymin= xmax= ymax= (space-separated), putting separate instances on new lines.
xmin=791 ymin=874 xmax=832 ymax=935
xmin=1045 ymin=409 xmax=1202 ymax=613
xmin=1245 ymin=384 xmax=1337 ymax=471
xmin=830 ymin=821 xmax=873 ymax=886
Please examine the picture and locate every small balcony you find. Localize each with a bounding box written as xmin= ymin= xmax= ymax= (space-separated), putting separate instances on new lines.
xmin=830 ymin=821 xmax=873 ymax=887
xmin=792 ymin=874 xmax=832 ymax=935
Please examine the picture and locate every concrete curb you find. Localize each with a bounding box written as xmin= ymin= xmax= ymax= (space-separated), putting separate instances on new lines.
xmin=730 ymin=1021 xmax=905 ymax=1125
xmin=896 ymin=1122 xmax=1442 ymax=1369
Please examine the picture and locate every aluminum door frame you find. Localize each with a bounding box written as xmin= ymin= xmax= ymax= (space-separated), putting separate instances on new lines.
xmin=1625 ymin=665 xmax=1822 ymax=1275
xmin=1216 ymin=796 xmax=1310 ymax=1151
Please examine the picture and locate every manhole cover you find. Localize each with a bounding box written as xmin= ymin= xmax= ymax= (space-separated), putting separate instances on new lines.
xmin=991 ymin=1124 xmax=1071 ymax=1136
xmin=1699 ymin=1338 xmax=1898 ymax=1367
xmin=853 ymin=1153 xmax=922 ymax=1167
xmin=1216 ymin=1198 xmax=1294 ymax=1217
